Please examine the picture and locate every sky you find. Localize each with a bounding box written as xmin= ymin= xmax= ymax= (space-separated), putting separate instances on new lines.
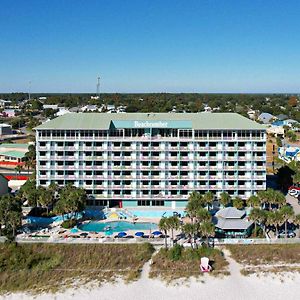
xmin=0 ymin=0 xmax=300 ymax=93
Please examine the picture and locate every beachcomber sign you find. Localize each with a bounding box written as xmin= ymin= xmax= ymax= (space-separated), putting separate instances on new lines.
xmin=134 ymin=121 xmax=168 ymax=128
xmin=112 ymin=120 xmax=192 ymax=129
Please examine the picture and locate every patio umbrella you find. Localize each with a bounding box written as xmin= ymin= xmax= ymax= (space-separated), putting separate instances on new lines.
xmin=135 ymin=231 xmax=144 ymax=237
xmin=152 ymin=231 xmax=162 ymax=236
xmin=118 ymin=231 xmax=127 ymax=238
xmin=105 ymin=230 xmax=113 ymax=236
xmin=70 ymin=227 xmax=79 ymax=234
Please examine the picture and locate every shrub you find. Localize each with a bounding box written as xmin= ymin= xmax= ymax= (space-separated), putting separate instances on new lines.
xmin=61 ymin=219 xmax=77 ymax=229
xmin=168 ymin=244 xmax=183 ymax=261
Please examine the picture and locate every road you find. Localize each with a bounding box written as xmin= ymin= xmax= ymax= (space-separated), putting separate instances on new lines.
xmin=286 ymin=194 xmax=300 ymax=215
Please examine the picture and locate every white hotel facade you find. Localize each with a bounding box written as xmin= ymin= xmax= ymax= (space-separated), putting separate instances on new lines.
xmin=35 ymin=113 xmax=266 ymax=208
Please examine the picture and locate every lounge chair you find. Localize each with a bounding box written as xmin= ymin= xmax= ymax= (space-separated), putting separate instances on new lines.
xmin=200 ymin=257 xmax=212 ymax=272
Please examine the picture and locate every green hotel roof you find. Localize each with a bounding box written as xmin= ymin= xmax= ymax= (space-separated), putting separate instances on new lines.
xmin=0 ymin=150 xmax=26 ymax=159
xmin=0 ymin=143 xmax=29 ymax=149
xmin=35 ymin=112 xmax=265 ymax=130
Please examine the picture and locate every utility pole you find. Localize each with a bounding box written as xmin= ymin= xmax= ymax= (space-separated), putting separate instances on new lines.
xmin=28 ymin=80 xmax=31 ymax=101
xmin=96 ymin=76 xmax=100 ymax=101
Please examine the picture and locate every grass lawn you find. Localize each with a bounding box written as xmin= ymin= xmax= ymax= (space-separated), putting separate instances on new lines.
xmin=0 ymin=242 xmax=154 ymax=294
xmin=149 ymin=246 xmax=229 ymax=282
xmin=227 ymin=244 xmax=300 ymax=275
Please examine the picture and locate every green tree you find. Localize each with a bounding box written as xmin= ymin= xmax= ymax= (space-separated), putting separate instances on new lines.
xmin=219 ymin=192 xmax=231 ymax=207
xmin=159 ymin=217 xmax=170 ymax=249
xmin=200 ymin=221 xmax=215 ymax=245
xmin=246 ymin=195 xmax=260 ymax=209
xmin=0 ymin=194 xmax=22 ymax=240
xmin=181 ymin=223 xmax=198 ymax=249
xmin=37 ymin=186 xmax=54 ymax=215
xmin=294 ymin=214 xmax=300 ymax=238
xmin=249 ymin=208 xmax=263 ymax=237
xmin=186 ymin=191 xmax=202 ymax=223
xmin=203 ymin=191 xmax=214 ymax=208
xmin=15 ymin=165 xmax=22 ymax=176
xmin=195 ymin=207 xmax=211 ymax=223
xmin=167 ymin=216 xmax=180 ymax=245
xmin=280 ymin=205 xmax=294 ymax=239
xmin=232 ymin=197 xmax=244 ymax=210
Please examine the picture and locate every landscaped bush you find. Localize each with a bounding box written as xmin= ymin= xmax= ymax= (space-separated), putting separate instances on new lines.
xmin=61 ymin=219 xmax=77 ymax=229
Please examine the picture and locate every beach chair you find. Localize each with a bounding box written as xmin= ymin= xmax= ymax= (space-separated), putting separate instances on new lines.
xmin=200 ymin=257 xmax=212 ymax=272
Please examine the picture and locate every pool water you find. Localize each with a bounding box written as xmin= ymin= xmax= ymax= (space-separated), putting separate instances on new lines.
xmin=79 ymin=221 xmax=158 ymax=233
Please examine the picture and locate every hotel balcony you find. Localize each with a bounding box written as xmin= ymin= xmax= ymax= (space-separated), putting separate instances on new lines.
xmin=224 ymin=156 xmax=237 ymax=161
xmin=253 ymin=156 xmax=266 ymax=161
xmin=38 ymin=146 xmax=48 ymax=151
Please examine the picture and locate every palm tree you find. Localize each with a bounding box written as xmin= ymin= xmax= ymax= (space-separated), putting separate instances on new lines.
xmin=294 ymin=214 xmax=300 ymax=237
xmin=249 ymin=208 xmax=262 ymax=237
xmin=219 ymin=192 xmax=231 ymax=208
xmin=203 ymin=191 xmax=214 ymax=209
xmin=246 ymin=195 xmax=260 ymax=209
xmin=15 ymin=165 xmax=22 ymax=177
xmin=232 ymin=197 xmax=244 ymax=210
xmin=266 ymin=211 xmax=284 ymax=238
xmin=195 ymin=207 xmax=211 ymax=223
xmin=200 ymin=221 xmax=215 ymax=245
xmin=256 ymin=209 xmax=268 ymax=238
xmin=159 ymin=217 xmax=170 ymax=249
xmin=273 ymin=191 xmax=286 ymax=209
xmin=186 ymin=191 xmax=202 ymax=223
xmin=182 ymin=223 xmax=197 ymax=249
xmin=280 ymin=205 xmax=294 ymax=239
xmin=167 ymin=216 xmax=180 ymax=245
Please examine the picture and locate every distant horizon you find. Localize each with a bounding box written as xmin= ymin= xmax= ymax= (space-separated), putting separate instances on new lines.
xmin=0 ymin=91 xmax=300 ymax=95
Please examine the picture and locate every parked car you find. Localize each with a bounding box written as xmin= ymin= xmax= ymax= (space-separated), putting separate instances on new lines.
xmin=277 ymin=230 xmax=296 ymax=238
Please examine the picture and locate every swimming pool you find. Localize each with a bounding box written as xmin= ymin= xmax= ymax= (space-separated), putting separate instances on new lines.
xmin=129 ymin=210 xmax=186 ymax=218
xmin=79 ymin=221 xmax=158 ymax=233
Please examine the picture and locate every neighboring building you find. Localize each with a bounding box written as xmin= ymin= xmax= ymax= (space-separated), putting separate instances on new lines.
xmin=0 ymin=174 xmax=9 ymax=196
xmin=106 ymin=104 xmax=115 ymax=111
xmin=55 ymin=107 xmax=70 ymax=117
xmin=275 ymin=114 xmax=288 ymax=121
xmin=1 ymin=109 xmax=16 ymax=118
xmin=39 ymin=97 xmax=47 ymax=100
xmin=278 ymin=146 xmax=300 ymax=163
xmin=35 ymin=113 xmax=266 ymax=208
xmin=90 ymin=96 xmax=99 ymax=100
xmin=0 ymin=124 xmax=12 ymax=136
xmin=266 ymin=126 xmax=284 ymax=137
xmin=213 ymin=207 xmax=253 ymax=238
xmin=258 ymin=112 xmax=275 ymax=124
xmin=81 ymin=105 xmax=99 ymax=112
xmin=0 ymin=99 xmax=12 ymax=108
xmin=247 ymin=109 xmax=257 ymax=120
xmin=0 ymin=143 xmax=29 ymax=165
xmin=43 ymin=104 xmax=58 ymax=110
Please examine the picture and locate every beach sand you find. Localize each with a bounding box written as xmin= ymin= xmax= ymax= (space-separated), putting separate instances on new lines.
xmin=1 ymin=273 xmax=299 ymax=300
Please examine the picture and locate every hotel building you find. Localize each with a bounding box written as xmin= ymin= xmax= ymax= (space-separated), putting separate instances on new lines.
xmin=35 ymin=113 xmax=266 ymax=208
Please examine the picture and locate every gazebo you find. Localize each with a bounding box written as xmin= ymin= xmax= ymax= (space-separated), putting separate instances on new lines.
xmin=213 ymin=207 xmax=253 ymax=238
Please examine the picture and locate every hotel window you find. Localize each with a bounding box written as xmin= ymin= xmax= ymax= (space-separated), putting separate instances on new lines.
xmin=138 ymin=200 xmax=151 ymax=206
xmin=152 ymin=200 xmax=164 ymax=206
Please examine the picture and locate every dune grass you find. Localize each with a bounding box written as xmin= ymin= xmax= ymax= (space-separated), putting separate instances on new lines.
xmin=149 ymin=245 xmax=229 ymax=282
xmin=227 ymin=244 xmax=300 ymax=275
xmin=0 ymin=242 xmax=154 ymax=294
